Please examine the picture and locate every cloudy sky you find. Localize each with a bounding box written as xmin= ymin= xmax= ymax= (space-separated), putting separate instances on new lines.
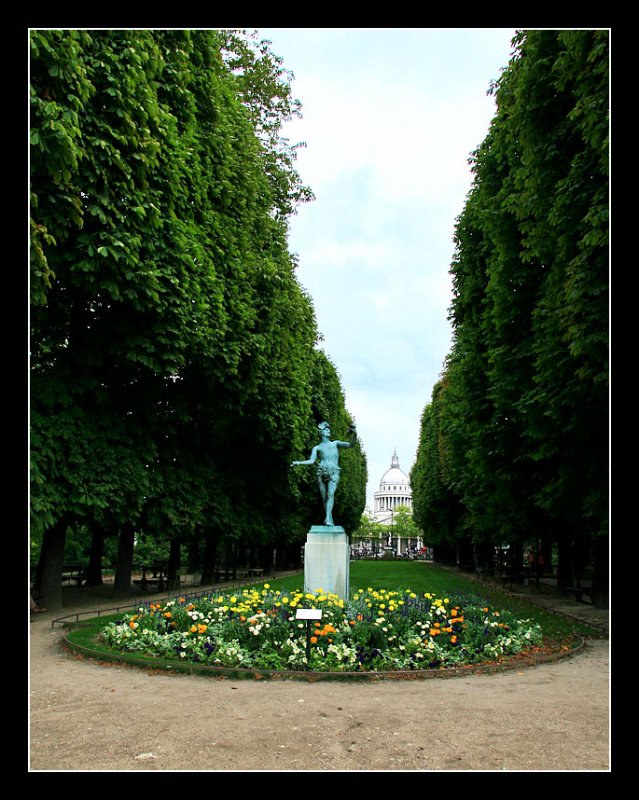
xmin=258 ymin=27 xmax=518 ymax=509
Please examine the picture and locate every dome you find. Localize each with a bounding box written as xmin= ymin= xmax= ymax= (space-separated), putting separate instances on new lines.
xmin=379 ymin=450 xmax=410 ymax=488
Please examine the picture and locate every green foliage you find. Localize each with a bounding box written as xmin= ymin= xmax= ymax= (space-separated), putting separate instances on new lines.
xmin=411 ymin=31 xmax=609 ymax=563
xmin=289 ymin=349 xmax=367 ymax=534
xmin=30 ymin=31 xmax=363 ymax=584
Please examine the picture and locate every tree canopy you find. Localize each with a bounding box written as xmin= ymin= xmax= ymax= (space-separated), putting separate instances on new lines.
xmin=410 ymin=30 xmax=609 ymax=590
xmin=30 ymin=29 xmax=366 ymax=607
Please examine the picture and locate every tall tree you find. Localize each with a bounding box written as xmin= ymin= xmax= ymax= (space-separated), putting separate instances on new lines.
xmin=411 ymin=30 xmax=608 ymax=589
xmin=30 ymin=30 xmax=330 ymax=607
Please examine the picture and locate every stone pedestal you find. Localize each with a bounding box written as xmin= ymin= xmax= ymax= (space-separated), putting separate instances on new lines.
xmin=303 ymin=525 xmax=350 ymax=599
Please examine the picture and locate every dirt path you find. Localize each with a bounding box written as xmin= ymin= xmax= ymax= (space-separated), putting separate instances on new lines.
xmin=28 ymin=586 xmax=610 ymax=773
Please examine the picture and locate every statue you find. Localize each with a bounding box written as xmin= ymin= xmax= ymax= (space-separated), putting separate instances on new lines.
xmin=291 ymin=421 xmax=357 ymax=527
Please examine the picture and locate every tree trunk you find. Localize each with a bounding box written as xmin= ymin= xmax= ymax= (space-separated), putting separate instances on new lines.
xmin=167 ymin=539 xmax=182 ymax=590
xmin=35 ymin=519 xmax=67 ymax=611
xmin=112 ymin=523 xmax=135 ymax=597
xmin=539 ymin=536 xmax=553 ymax=575
xmin=187 ymin=537 xmax=201 ymax=574
xmin=593 ymin=533 xmax=609 ymax=609
xmin=85 ymin=530 xmax=104 ymax=586
xmin=556 ymin=532 xmax=574 ymax=589
xmin=201 ymin=531 xmax=218 ymax=584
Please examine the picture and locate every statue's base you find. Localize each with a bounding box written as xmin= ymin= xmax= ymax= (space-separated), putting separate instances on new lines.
xmin=303 ymin=526 xmax=350 ymax=599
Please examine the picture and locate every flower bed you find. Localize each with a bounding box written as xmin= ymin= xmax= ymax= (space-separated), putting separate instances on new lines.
xmin=98 ymin=584 xmax=544 ymax=673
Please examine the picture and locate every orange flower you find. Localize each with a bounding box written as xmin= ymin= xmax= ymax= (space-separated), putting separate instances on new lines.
xmin=450 ymin=609 xmax=458 ymax=617
xmin=129 ymin=621 xmax=136 ymax=629
xmin=164 ymin=612 xmax=172 ymax=618
xmin=349 ymin=620 xmax=356 ymax=626
xmin=310 ymin=636 xmax=318 ymax=644
xmin=451 ymin=635 xmax=458 ymax=644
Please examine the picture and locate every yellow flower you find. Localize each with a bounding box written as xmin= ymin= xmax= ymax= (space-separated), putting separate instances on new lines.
xmin=264 ymin=583 xmax=270 ymax=589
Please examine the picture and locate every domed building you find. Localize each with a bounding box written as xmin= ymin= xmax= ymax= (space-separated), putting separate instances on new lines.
xmin=374 ymin=449 xmax=412 ymax=520
xmin=369 ymin=450 xmax=423 ymax=556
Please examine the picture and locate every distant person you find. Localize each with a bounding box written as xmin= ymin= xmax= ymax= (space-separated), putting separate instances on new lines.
xmin=30 ymin=595 xmax=47 ymax=613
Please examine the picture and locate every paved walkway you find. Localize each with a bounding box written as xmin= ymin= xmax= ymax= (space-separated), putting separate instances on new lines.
xmin=30 ymin=569 xmax=610 ymax=771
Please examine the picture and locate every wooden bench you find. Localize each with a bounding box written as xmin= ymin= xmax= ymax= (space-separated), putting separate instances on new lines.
xmin=61 ymin=564 xmax=87 ymax=586
xmin=214 ymin=568 xmax=237 ymax=582
xmin=133 ymin=577 xmax=166 ymax=592
xmin=499 ymin=573 xmax=526 ymax=589
xmin=564 ymin=584 xmax=595 ymax=604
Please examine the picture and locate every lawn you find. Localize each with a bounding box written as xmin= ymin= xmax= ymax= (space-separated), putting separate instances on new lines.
xmin=243 ymin=560 xmax=599 ymax=641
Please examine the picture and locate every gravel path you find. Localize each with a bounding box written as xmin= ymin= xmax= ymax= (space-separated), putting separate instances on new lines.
xmin=29 ymin=583 xmax=610 ymax=772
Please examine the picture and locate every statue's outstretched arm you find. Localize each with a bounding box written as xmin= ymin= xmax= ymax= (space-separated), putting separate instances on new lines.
xmin=291 ymin=446 xmax=318 ymax=467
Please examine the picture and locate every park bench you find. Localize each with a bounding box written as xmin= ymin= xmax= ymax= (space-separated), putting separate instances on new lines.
xmin=564 ymin=583 xmax=595 ymax=604
xmin=133 ymin=563 xmax=168 ymax=593
xmin=499 ymin=572 xmax=526 ymax=589
xmin=134 ymin=576 xmax=166 ymax=592
xmin=246 ymin=567 xmax=264 ymax=578
xmin=61 ymin=564 xmax=87 ymax=586
xmin=214 ymin=567 xmax=237 ymax=582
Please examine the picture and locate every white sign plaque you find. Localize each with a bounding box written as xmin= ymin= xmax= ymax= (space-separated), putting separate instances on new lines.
xmin=295 ymin=608 xmax=323 ymax=621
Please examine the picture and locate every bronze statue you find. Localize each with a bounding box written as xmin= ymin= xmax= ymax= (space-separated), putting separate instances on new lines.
xmin=291 ymin=421 xmax=357 ymax=527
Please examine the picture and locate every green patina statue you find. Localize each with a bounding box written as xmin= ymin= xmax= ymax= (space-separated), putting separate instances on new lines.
xmin=291 ymin=421 xmax=357 ymax=527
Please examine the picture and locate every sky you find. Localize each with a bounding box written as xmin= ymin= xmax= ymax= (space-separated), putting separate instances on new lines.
xmin=258 ymin=27 xmax=519 ymax=510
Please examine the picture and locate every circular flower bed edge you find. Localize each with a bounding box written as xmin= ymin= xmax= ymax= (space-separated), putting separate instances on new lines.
xmin=62 ymin=628 xmax=585 ymax=682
